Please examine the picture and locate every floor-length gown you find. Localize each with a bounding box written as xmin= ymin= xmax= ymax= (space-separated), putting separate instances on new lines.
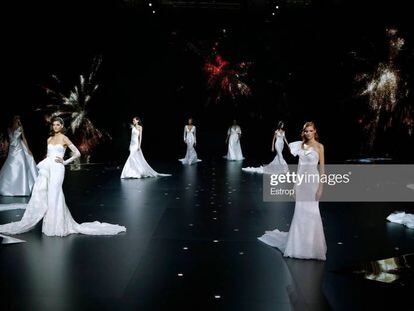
xmin=224 ymin=125 xmax=244 ymax=161
xmin=121 ymin=126 xmax=171 ymax=178
xmin=0 ymin=143 xmax=126 ymax=243
xmin=258 ymin=141 xmax=327 ymax=260
xmin=0 ymin=127 xmax=38 ymax=196
xmin=242 ymin=130 xmax=288 ymax=174
xmin=179 ymin=125 xmax=201 ymax=165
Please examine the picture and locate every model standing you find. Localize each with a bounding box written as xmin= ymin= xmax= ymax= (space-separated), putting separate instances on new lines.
xmin=242 ymin=121 xmax=289 ymax=174
xmin=258 ymin=121 xmax=327 ymax=260
xmin=0 ymin=117 xmax=126 ymax=243
xmin=121 ymin=117 xmax=171 ymax=178
xmin=224 ymin=120 xmax=244 ymax=161
xmin=179 ymin=118 xmax=201 ymax=165
xmin=0 ymin=116 xmax=38 ymax=196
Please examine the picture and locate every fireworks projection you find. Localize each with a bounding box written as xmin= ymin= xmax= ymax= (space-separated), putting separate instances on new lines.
xmin=204 ymin=52 xmax=252 ymax=105
xmin=38 ymin=56 xmax=111 ymax=164
xmin=355 ymin=28 xmax=413 ymax=151
xmin=180 ymin=33 xmax=252 ymax=105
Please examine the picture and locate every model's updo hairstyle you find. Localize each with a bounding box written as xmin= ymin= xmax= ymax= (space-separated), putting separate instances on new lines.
xmin=50 ymin=116 xmax=66 ymax=136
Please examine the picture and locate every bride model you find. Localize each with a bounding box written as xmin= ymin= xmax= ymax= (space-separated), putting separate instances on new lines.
xmin=258 ymin=121 xmax=327 ymax=260
xmin=0 ymin=115 xmax=37 ymax=196
xmin=121 ymin=117 xmax=171 ymax=178
xmin=0 ymin=117 xmax=126 ymax=243
xmin=179 ymin=117 xmax=201 ymax=165
xmin=242 ymin=121 xmax=289 ymax=174
xmin=224 ymin=120 xmax=244 ymax=161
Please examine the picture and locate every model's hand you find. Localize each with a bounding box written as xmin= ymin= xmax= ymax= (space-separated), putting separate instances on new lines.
xmin=28 ymin=150 xmax=33 ymax=156
xmin=271 ymin=147 xmax=275 ymax=152
xmin=55 ymin=157 xmax=64 ymax=164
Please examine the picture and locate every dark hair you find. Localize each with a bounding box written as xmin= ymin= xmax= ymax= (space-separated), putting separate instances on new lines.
xmin=50 ymin=116 xmax=66 ymax=136
xmin=277 ymin=121 xmax=284 ymax=130
xmin=132 ymin=116 xmax=142 ymax=125
xmin=8 ymin=115 xmax=21 ymax=129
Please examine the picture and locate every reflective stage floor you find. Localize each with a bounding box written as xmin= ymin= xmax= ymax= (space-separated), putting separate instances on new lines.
xmin=1 ymin=158 xmax=414 ymax=310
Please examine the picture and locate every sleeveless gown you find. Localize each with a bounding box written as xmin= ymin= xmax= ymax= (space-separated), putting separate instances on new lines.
xmin=0 ymin=127 xmax=38 ymax=196
xmin=1 ymin=144 xmax=126 ymax=243
xmin=242 ymin=130 xmax=288 ymax=174
xmin=121 ymin=126 xmax=171 ymax=178
xmin=258 ymin=141 xmax=327 ymax=260
xmin=179 ymin=125 xmax=201 ymax=165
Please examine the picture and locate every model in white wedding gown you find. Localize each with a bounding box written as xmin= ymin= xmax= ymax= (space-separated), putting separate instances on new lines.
xmin=224 ymin=125 xmax=244 ymax=161
xmin=242 ymin=129 xmax=289 ymax=174
xmin=0 ymin=143 xmax=126 ymax=243
xmin=0 ymin=127 xmax=38 ymax=196
xmin=121 ymin=126 xmax=171 ymax=178
xmin=179 ymin=125 xmax=201 ymax=165
xmin=258 ymin=141 xmax=327 ymax=260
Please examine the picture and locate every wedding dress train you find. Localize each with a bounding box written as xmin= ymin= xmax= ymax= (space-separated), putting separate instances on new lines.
xmin=1 ymin=144 xmax=126 ymax=243
xmin=258 ymin=141 xmax=327 ymax=260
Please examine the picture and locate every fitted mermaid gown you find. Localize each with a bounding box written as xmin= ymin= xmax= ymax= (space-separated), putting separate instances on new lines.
xmin=242 ymin=130 xmax=288 ymax=174
xmin=224 ymin=125 xmax=244 ymax=161
xmin=0 ymin=143 xmax=126 ymax=243
xmin=179 ymin=125 xmax=201 ymax=165
xmin=0 ymin=127 xmax=38 ymax=196
xmin=121 ymin=126 xmax=171 ymax=178
xmin=258 ymin=141 xmax=327 ymax=260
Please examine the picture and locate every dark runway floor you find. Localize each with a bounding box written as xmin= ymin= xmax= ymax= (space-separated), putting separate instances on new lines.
xmin=1 ymin=158 xmax=414 ymax=310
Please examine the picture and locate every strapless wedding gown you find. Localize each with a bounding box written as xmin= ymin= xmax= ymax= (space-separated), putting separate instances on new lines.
xmin=0 ymin=127 xmax=37 ymax=196
xmin=0 ymin=144 xmax=126 ymax=243
xmin=179 ymin=125 xmax=201 ymax=165
xmin=242 ymin=130 xmax=288 ymax=174
xmin=258 ymin=141 xmax=327 ymax=260
xmin=224 ymin=125 xmax=244 ymax=161
xmin=121 ymin=127 xmax=171 ymax=178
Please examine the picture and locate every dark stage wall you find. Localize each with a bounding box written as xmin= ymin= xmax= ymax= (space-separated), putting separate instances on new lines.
xmin=2 ymin=1 xmax=414 ymax=164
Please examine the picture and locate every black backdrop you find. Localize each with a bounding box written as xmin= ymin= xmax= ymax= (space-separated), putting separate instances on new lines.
xmin=2 ymin=0 xmax=414 ymax=164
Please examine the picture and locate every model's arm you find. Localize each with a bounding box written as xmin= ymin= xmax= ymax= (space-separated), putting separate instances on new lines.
xmin=283 ymin=133 xmax=290 ymax=151
xmin=193 ymin=126 xmax=197 ymax=145
xmin=271 ymin=132 xmax=276 ymax=152
xmin=138 ymin=127 xmax=142 ymax=150
xmin=316 ymin=144 xmax=325 ymax=201
xmin=225 ymin=127 xmax=230 ymax=144
xmin=183 ymin=126 xmax=187 ymax=143
xmin=55 ymin=136 xmax=81 ymax=165
xmin=21 ymin=128 xmax=33 ymax=155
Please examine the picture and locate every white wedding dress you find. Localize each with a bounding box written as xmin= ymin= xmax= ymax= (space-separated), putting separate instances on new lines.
xmin=179 ymin=125 xmax=201 ymax=165
xmin=224 ymin=125 xmax=244 ymax=161
xmin=0 ymin=127 xmax=38 ymax=196
xmin=121 ymin=126 xmax=171 ymax=178
xmin=387 ymin=212 xmax=414 ymax=229
xmin=242 ymin=130 xmax=288 ymax=174
xmin=0 ymin=143 xmax=126 ymax=243
xmin=258 ymin=141 xmax=327 ymax=260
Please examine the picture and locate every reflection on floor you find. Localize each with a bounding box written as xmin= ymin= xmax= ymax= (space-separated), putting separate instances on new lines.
xmin=1 ymin=158 xmax=413 ymax=310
